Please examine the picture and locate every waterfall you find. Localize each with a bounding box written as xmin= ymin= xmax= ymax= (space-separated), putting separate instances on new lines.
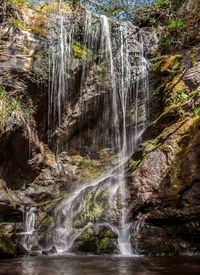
xmin=115 ymin=23 xmax=131 ymax=255
xmin=48 ymin=10 xmax=74 ymax=152
xmin=24 ymin=207 xmax=36 ymax=235
xmin=44 ymin=6 xmax=149 ymax=256
xmin=99 ymin=17 xmax=133 ymax=255
xmin=20 ymin=206 xmax=37 ymax=250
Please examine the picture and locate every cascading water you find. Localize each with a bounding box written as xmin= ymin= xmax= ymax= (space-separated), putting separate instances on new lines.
xmin=48 ymin=9 xmax=74 ymax=152
xmin=41 ymin=5 xmax=149 ymax=256
xmin=20 ymin=206 xmax=37 ymax=250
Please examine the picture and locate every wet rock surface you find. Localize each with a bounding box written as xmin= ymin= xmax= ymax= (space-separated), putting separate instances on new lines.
xmin=0 ymin=0 xmax=199 ymax=257
xmin=0 ymin=231 xmax=27 ymax=258
xmin=126 ymin=1 xmax=200 ymax=252
xmin=42 ymin=245 xmax=57 ymax=255
xmin=71 ymin=225 xmax=118 ymax=254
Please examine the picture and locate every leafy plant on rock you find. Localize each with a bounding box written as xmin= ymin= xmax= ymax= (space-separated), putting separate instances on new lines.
xmin=168 ymin=18 xmax=186 ymax=31
xmin=9 ymin=18 xmax=24 ymax=30
xmin=6 ymin=0 xmax=30 ymax=9
xmin=173 ymin=90 xmax=188 ymax=104
xmin=0 ymin=87 xmax=20 ymax=131
xmin=193 ymin=107 xmax=200 ymax=116
xmin=153 ymin=0 xmax=167 ymax=8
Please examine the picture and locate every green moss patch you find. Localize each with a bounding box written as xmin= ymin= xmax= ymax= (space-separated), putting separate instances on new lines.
xmin=0 ymin=232 xmax=27 ymax=258
xmin=71 ymin=42 xmax=91 ymax=60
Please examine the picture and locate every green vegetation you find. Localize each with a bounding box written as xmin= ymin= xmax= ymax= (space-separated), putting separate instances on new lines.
xmin=6 ymin=0 xmax=30 ymax=9
xmin=126 ymin=142 xmax=156 ymax=174
xmin=0 ymin=87 xmax=19 ymax=131
xmin=99 ymin=237 xmax=116 ymax=253
xmin=71 ymin=42 xmax=90 ymax=60
xmin=80 ymin=192 xmax=104 ymax=224
xmin=188 ymin=86 xmax=200 ymax=98
xmin=97 ymin=62 xmax=107 ymax=83
xmin=0 ymin=231 xmax=27 ymax=257
xmin=193 ymin=107 xmax=200 ymax=116
xmin=152 ymin=55 xmax=182 ymax=77
xmin=74 ymin=226 xmax=117 ymax=254
xmin=76 ymin=157 xmax=103 ymax=180
xmin=31 ymin=67 xmax=49 ymax=85
xmin=159 ymin=33 xmax=179 ymax=49
xmin=97 ymin=60 xmax=115 ymax=86
xmin=154 ymin=82 xmax=166 ymax=95
xmin=99 ymin=148 xmax=111 ymax=159
xmin=0 ymin=87 xmax=6 ymax=98
xmin=68 ymin=0 xmax=81 ymax=10
xmin=127 ymin=159 xmax=141 ymax=174
xmin=158 ymin=18 xmax=186 ymax=50
xmin=10 ymin=100 xmax=19 ymax=111
xmin=173 ymin=90 xmax=188 ymax=103
xmin=9 ymin=18 xmax=24 ymax=29
xmin=152 ymin=0 xmax=167 ymax=7
xmin=38 ymin=216 xmax=54 ymax=235
xmin=31 ymin=64 xmax=49 ymax=86
xmin=0 ymin=88 xmax=10 ymax=130
xmin=168 ymin=18 xmax=186 ymax=31
xmin=74 ymin=228 xmax=97 ymax=252
xmin=133 ymin=1 xmax=192 ymax=52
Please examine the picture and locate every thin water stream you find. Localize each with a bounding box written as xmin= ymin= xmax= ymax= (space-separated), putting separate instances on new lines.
xmin=18 ymin=207 xmax=37 ymax=250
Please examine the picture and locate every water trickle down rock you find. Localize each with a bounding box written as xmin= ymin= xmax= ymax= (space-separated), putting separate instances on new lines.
xmin=20 ymin=206 xmax=37 ymax=251
xmin=38 ymin=7 xmax=153 ymax=255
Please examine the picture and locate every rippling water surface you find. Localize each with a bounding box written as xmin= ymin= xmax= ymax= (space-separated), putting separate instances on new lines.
xmin=0 ymin=255 xmax=200 ymax=275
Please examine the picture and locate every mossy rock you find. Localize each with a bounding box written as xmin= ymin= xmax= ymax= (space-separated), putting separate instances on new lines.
xmin=99 ymin=237 xmax=117 ymax=254
xmin=38 ymin=215 xmax=55 ymax=235
xmin=40 ymin=2 xmax=71 ymax=14
xmin=98 ymin=226 xmax=118 ymax=254
xmin=72 ymin=228 xmax=98 ymax=253
xmin=126 ymin=144 xmax=146 ymax=174
xmin=31 ymin=245 xmax=41 ymax=252
xmin=152 ymin=55 xmax=182 ymax=75
xmin=37 ymin=214 xmax=55 ymax=247
xmin=71 ymin=42 xmax=91 ymax=61
xmin=73 ymin=188 xmax=108 ymax=227
xmin=0 ymin=232 xmax=27 ymax=258
xmin=126 ymin=141 xmax=156 ymax=174
xmin=72 ymin=226 xmax=118 ymax=254
xmin=98 ymin=226 xmax=117 ymax=239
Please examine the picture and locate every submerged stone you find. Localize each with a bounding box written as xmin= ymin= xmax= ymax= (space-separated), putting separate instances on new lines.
xmin=42 ymin=245 xmax=57 ymax=255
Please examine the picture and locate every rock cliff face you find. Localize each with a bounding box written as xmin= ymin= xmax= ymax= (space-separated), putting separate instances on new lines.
xmin=126 ymin=0 xmax=200 ymax=254
xmin=0 ymin=0 xmax=199 ymax=256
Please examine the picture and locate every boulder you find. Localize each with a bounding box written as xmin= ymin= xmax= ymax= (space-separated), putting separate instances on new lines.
xmin=71 ymin=225 xmax=118 ymax=254
xmin=0 ymin=231 xmax=27 ymax=258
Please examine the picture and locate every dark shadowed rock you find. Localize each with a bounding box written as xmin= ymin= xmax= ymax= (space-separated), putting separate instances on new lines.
xmin=0 ymin=231 xmax=27 ymax=258
xmin=42 ymin=245 xmax=57 ymax=255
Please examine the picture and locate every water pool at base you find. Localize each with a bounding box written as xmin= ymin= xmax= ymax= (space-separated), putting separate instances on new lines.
xmin=0 ymin=255 xmax=200 ymax=275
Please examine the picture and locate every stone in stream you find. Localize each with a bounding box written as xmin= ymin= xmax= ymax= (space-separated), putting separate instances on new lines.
xmin=42 ymin=245 xmax=57 ymax=255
